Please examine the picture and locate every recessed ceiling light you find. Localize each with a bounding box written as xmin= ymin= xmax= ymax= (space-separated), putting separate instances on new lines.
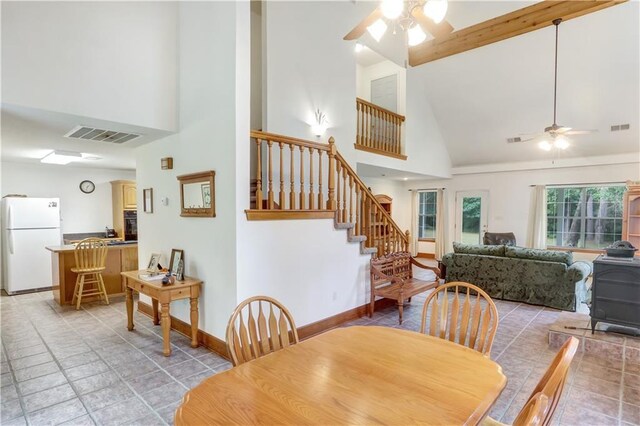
xmin=40 ymin=150 xmax=82 ymax=165
xmin=81 ymin=154 xmax=102 ymax=161
xmin=403 ymin=177 xmax=409 ymax=181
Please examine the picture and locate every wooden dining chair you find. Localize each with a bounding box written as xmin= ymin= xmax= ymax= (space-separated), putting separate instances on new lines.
xmin=71 ymin=238 xmax=109 ymax=310
xmin=482 ymin=393 xmax=549 ymax=426
xmin=225 ymin=296 xmax=299 ymax=367
xmin=481 ymin=336 xmax=579 ymax=426
xmin=420 ymin=282 xmax=498 ymax=356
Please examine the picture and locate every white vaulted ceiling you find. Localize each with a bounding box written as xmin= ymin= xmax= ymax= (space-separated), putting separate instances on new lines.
xmin=406 ymin=1 xmax=639 ymax=168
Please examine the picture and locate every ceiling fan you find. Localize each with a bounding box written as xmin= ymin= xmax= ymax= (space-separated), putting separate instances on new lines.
xmin=519 ymin=18 xmax=597 ymax=151
xmin=344 ymin=0 xmax=454 ymax=46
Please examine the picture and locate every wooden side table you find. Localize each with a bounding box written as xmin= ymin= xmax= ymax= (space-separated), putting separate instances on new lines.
xmin=121 ymin=270 xmax=202 ymax=356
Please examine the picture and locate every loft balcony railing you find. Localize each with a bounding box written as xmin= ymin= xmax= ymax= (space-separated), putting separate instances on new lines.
xmin=355 ymin=98 xmax=406 ymax=160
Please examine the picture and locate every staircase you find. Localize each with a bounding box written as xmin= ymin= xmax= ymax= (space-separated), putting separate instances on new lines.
xmin=246 ymin=131 xmax=409 ymax=257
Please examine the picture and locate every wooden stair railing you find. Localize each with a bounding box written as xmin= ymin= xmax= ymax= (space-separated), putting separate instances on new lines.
xmin=247 ymin=131 xmax=409 ymax=256
xmin=334 ymin=152 xmax=410 ymax=255
xmin=356 ymin=98 xmax=407 ymax=160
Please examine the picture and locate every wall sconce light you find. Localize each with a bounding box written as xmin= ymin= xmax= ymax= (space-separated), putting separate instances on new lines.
xmin=311 ymin=109 xmax=328 ymax=137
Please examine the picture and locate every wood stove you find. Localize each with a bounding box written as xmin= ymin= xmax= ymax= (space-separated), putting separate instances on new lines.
xmin=590 ymin=255 xmax=640 ymax=334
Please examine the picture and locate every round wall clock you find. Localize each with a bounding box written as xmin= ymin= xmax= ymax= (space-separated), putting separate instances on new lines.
xmin=79 ymin=180 xmax=95 ymax=194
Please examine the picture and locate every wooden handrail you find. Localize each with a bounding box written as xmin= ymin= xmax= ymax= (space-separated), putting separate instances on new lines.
xmin=335 ymin=152 xmax=409 ymax=251
xmin=355 ymin=99 xmax=406 ymax=159
xmin=356 ymin=98 xmax=406 ymax=122
xmin=248 ymin=131 xmax=409 ymax=256
xmin=250 ymin=130 xmax=330 ymax=152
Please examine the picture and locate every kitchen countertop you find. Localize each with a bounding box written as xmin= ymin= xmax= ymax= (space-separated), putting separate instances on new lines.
xmin=46 ymin=242 xmax=138 ymax=253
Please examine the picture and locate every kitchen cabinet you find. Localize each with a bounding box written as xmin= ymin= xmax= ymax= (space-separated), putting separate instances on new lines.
xmin=111 ymin=180 xmax=137 ymax=240
xmin=123 ymin=183 xmax=137 ymax=210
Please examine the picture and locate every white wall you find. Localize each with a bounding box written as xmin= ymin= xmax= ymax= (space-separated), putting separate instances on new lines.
xmin=236 ymin=1 xmax=373 ymax=329
xmin=1 ymin=162 xmax=135 ymax=234
xmin=236 ymin=220 xmax=371 ymax=327
xmin=361 ymin=177 xmax=411 ymax=232
xmin=1 ymin=1 xmax=177 ymax=132
xmin=355 ymin=67 xmax=452 ymax=179
xmin=356 ymin=60 xmax=407 ymax=115
xmin=263 ymin=1 xmax=358 ymax=163
xmin=406 ymin=162 xmax=640 ymax=260
xmin=135 ymin=2 xmax=240 ymax=339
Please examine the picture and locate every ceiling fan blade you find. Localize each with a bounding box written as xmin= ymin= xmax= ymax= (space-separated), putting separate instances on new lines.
xmin=513 ymin=137 xmax=536 ymax=143
xmin=411 ymin=7 xmax=454 ymax=39
xmin=564 ymin=129 xmax=599 ymax=135
xmin=343 ymin=8 xmax=383 ymax=41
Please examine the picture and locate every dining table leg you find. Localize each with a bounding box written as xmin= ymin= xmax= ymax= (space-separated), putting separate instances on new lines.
xmin=190 ymin=297 xmax=199 ymax=348
xmin=126 ymin=286 xmax=134 ymax=331
xmin=152 ymin=299 xmax=160 ymax=325
xmin=161 ymin=302 xmax=171 ymax=356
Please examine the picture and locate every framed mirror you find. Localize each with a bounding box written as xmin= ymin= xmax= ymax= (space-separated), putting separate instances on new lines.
xmin=177 ymin=171 xmax=215 ymax=217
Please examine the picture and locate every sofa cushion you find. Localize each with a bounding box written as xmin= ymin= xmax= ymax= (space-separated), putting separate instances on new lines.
xmin=453 ymin=242 xmax=505 ymax=257
xmin=504 ymin=246 xmax=573 ymax=265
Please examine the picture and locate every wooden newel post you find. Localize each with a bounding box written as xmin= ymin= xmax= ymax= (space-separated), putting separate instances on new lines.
xmin=405 ymin=230 xmax=411 ymax=252
xmin=327 ymin=137 xmax=337 ymax=210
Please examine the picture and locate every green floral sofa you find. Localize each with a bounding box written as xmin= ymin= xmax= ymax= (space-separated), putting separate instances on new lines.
xmin=441 ymin=243 xmax=591 ymax=311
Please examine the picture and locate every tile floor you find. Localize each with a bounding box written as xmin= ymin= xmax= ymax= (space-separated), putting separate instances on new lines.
xmin=1 ymin=291 xmax=230 ymax=426
xmin=1 ymin=289 xmax=639 ymax=425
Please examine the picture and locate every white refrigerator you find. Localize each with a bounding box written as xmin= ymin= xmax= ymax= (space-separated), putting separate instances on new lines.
xmin=2 ymin=197 xmax=62 ymax=294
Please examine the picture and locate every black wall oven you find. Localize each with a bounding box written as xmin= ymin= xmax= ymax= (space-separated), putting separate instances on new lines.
xmin=123 ymin=210 xmax=137 ymax=241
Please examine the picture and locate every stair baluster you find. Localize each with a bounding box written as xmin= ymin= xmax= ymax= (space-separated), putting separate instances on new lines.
xmin=279 ymin=142 xmax=285 ymax=209
xmin=308 ymin=147 xmax=315 ymax=210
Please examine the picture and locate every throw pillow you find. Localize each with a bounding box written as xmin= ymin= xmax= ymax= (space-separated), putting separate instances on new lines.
xmin=504 ymin=246 xmax=573 ymax=265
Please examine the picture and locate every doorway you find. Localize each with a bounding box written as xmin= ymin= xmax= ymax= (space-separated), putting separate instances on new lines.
xmin=455 ymin=191 xmax=489 ymax=244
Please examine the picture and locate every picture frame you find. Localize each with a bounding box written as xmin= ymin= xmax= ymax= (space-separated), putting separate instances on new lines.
xmin=168 ymin=249 xmax=184 ymax=276
xmin=201 ymin=183 xmax=211 ymax=208
xmin=143 ymin=188 xmax=153 ymax=213
xmin=146 ymin=253 xmax=161 ymax=274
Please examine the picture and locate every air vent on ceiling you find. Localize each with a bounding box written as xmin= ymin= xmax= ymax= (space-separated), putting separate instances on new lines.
xmin=610 ymin=124 xmax=630 ymax=132
xmin=64 ymin=126 xmax=141 ymax=144
xmin=507 ymin=137 xmax=522 ymax=143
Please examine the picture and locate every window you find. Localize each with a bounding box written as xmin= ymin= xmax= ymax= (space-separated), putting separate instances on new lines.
xmin=418 ymin=191 xmax=437 ymax=239
xmin=546 ymin=185 xmax=625 ymax=249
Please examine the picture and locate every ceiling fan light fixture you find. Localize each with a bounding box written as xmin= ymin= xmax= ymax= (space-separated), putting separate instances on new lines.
xmin=367 ymin=19 xmax=388 ymax=42
xmin=354 ymin=42 xmax=364 ymax=53
xmin=407 ymin=24 xmax=427 ymax=46
xmin=553 ymin=136 xmax=570 ymax=150
xmin=423 ymin=0 xmax=448 ymax=24
xmin=538 ymin=140 xmax=553 ymax=151
xmin=380 ymin=0 xmax=404 ymax=19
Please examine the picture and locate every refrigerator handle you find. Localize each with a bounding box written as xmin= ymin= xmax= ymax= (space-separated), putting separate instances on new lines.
xmin=7 ymin=206 xmax=11 ymax=230
xmin=8 ymin=230 xmax=14 ymax=255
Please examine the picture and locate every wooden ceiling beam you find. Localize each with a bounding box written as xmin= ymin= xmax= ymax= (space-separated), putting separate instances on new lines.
xmin=408 ymin=0 xmax=628 ymax=67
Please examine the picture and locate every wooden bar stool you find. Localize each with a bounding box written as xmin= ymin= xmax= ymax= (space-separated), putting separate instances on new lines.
xmin=71 ymin=238 xmax=109 ymax=310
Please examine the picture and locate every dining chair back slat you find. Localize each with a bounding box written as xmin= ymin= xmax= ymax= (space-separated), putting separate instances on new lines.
xmin=513 ymin=393 xmax=549 ymax=426
xmin=268 ymin=304 xmax=281 ymax=351
xmin=226 ymin=296 xmax=299 ymax=366
xmin=257 ymin=303 xmax=270 ymax=354
xmin=247 ymin=305 xmax=261 ymax=357
xmin=421 ymin=282 xmax=498 ymax=356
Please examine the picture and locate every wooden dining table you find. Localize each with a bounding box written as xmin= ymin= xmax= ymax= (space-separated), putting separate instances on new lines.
xmin=175 ymin=326 xmax=507 ymax=425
